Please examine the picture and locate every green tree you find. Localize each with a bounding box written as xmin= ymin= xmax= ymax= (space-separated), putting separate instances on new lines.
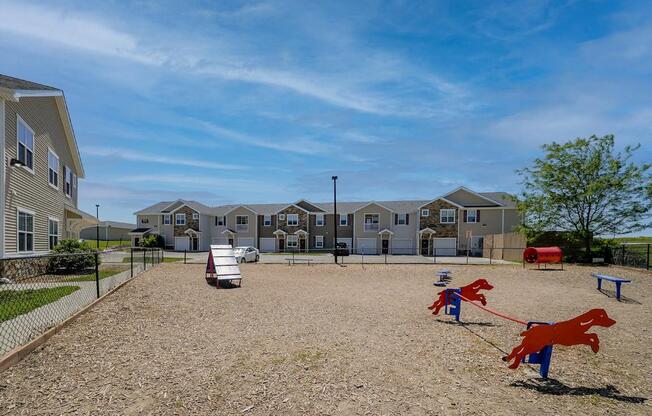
xmin=517 ymin=135 xmax=652 ymax=258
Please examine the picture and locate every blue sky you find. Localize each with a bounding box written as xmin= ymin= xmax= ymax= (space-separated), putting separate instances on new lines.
xmin=0 ymin=0 xmax=650 ymax=233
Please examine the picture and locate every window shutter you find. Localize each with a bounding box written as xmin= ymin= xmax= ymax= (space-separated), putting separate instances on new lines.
xmin=394 ymin=213 xmax=398 ymax=225
xmin=406 ymin=214 xmax=409 ymax=225
xmin=477 ymin=210 xmax=480 ymax=222
xmin=463 ymin=210 xmax=467 ymax=222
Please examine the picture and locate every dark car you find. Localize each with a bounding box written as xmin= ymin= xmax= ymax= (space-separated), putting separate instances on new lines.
xmin=334 ymin=242 xmax=350 ymax=256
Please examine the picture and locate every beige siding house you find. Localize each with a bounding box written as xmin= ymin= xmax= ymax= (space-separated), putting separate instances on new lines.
xmin=132 ymin=187 xmax=520 ymax=254
xmin=0 ymin=75 xmax=97 ymax=258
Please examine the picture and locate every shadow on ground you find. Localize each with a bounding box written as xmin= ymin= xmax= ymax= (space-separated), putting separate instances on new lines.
xmin=597 ymin=289 xmax=641 ymax=304
xmin=511 ymin=378 xmax=647 ymax=404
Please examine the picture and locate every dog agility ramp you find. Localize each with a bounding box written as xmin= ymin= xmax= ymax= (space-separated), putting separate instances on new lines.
xmin=205 ymin=245 xmax=242 ymax=288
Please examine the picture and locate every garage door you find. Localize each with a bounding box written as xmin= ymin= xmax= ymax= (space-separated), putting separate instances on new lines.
xmin=434 ymin=238 xmax=457 ymax=256
xmin=174 ymin=236 xmax=189 ymax=251
xmin=356 ymin=238 xmax=377 ymax=255
xmin=259 ymin=238 xmax=276 ymax=252
xmin=392 ymin=238 xmax=413 ymax=255
xmin=237 ymin=237 xmax=255 ymax=247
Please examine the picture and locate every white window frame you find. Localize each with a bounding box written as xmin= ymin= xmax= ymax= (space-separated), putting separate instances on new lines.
xmin=315 ymin=235 xmax=324 ymax=248
xmin=236 ymin=215 xmax=249 ymax=232
xmin=47 ymin=148 xmax=59 ymax=189
xmin=440 ymin=209 xmax=456 ymax=224
xmin=175 ymin=213 xmax=186 ymax=225
xmin=192 ymin=212 xmax=199 ymax=220
xmin=263 ymin=214 xmax=272 ymax=226
xmin=216 ymin=216 xmax=225 ymax=226
xmin=16 ymin=115 xmax=34 ymax=173
xmin=466 ymin=209 xmax=478 ymax=223
xmin=397 ymin=213 xmax=407 ymax=225
xmin=421 ymin=209 xmax=430 ymax=217
xmin=17 ymin=208 xmax=35 ymax=253
xmin=339 ymin=214 xmax=348 ymax=226
xmin=287 ymin=213 xmax=299 ymax=226
xmin=48 ymin=217 xmax=59 ymax=250
xmin=163 ymin=214 xmax=171 ymax=225
xmin=278 ymin=213 xmax=286 ymax=221
xmin=315 ymin=213 xmax=325 ymax=226
xmin=364 ymin=213 xmax=380 ymax=232
xmin=287 ymin=234 xmax=298 ymax=248
xmin=64 ymin=166 xmax=73 ymax=198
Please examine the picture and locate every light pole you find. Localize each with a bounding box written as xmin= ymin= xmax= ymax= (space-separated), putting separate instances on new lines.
xmin=332 ymin=176 xmax=338 ymax=264
xmin=95 ymin=204 xmax=100 ymax=250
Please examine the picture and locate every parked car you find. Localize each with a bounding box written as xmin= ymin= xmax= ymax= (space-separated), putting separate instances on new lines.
xmin=234 ymin=246 xmax=260 ymax=263
xmin=334 ymin=242 xmax=350 ymax=257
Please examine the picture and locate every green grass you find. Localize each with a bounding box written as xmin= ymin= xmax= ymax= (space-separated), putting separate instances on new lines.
xmin=610 ymin=236 xmax=652 ymax=244
xmin=121 ymin=256 xmax=182 ymax=264
xmin=81 ymin=240 xmax=129 ymax=250
xmin=63 ymin=268 xmax=124 ymax=282
xmin=0 ymin=286 xmax=80 ymax=323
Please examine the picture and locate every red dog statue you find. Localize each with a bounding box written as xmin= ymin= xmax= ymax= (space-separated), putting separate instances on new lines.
xmin=428 ymin=279 xmax=494 ymax=315
xmin=502 ymin=308 xmax=616 ymax=369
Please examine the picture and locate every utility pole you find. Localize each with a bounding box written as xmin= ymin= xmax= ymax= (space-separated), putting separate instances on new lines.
xmin=95 ymin=204 xmax=100 ymax=250
xmin=332 ymin=176 xmax=338 ymax=264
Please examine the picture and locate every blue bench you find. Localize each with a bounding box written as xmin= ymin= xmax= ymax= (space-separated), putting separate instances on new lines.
xmin=591 ymin=273 xmax=632 ymax=301
xmin=434 ymin=269 xmax=452 ymax=287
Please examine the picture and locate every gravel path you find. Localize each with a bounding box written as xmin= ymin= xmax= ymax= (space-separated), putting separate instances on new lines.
xmin=1 ymin=263 xmax=650 ymax=415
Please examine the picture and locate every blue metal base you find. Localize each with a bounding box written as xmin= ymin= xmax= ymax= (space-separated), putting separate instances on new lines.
xmin=444 ymin=288 xmax=462 ymax=321
xmin=522 ymin=321 xmax=554 ymax=378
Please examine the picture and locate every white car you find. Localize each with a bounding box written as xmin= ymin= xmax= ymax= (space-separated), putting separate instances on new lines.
xmin=233 ymin=246 xmax=260 ymax=263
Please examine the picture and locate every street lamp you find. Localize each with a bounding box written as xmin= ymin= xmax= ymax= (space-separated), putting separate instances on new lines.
xmin=95 ymin=204 xmax=100 ymax=250
xmin=332 ymin=176 xmax=338 ymax=264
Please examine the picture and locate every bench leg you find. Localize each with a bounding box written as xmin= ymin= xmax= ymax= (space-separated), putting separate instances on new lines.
xmin=616 ymin=282 xmax=621 ymax=301
xmin=597 ymin=279 xmax=602 ymax=291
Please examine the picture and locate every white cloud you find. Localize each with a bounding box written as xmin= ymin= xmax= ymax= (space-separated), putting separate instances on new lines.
xmin=83 ymin=146 xmax=247 ymax=170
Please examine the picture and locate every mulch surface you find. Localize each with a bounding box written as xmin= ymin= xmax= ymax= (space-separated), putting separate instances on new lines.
xmin=1 ymin=263 xmax=650 ymax=415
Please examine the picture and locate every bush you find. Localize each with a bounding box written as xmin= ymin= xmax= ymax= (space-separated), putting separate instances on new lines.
xmin=139 ymin=234 xmax=164 ymax=248
xmin=49 ymin=239 xmax=97 ymax=273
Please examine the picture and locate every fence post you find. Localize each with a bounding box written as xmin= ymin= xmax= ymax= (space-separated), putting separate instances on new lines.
xmin=130 ymin=248 xmax=133 ymax=277
xmin=385 ymin=253 xmax=387 ymax=264
xmin=621 ymin=244 xmax=625 ymax=266
xmin=143 ymin=249 xmax=147 ymax=271
xmin=489 ymin=247 xmax=493 ymax=265
xmin=95 ymin=252 xmax=100 ymax=298
xmin=184 ymin=250 xmax=187 ymax=264
xmin=647 ymin=244 xmax=650 ymax=270
xmin=161 ymin=249 xmax=164 ymax=263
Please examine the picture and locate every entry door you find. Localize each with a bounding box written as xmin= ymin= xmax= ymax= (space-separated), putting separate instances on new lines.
xmin=471 ymin=236 xmax=484 ymax=256
xmin=299 ymin=238 xmax=306 ymax=252
xmin=381 ymin=239 xmax=389 ymax=254
xmin=191 ymin=237 xmax=199 ymax=251
xmin=421 ymin=239 xmax=429 ymax=256
xmin=228 ymin=238 xmax=234 ymax=247
xmin=279 ymin=238 xmax=285 ymax=251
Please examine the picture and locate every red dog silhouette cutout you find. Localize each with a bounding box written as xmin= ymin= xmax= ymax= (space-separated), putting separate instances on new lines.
xmin=428 ymin=279 xmax=494 ymax=315
xmin=502 ymin=308 xmax=616 ymax=369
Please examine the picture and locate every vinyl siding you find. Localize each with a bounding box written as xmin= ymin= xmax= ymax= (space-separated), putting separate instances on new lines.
xmin=4 ymin=97 xmax=79 ymax=254
xmin=225 ymin=207 xmax=257 ymax=246
xmin=445 ymin=189 xmax=495 ymax=207
xmin=308 ymin=213 xmax=352 ymax=249
xmin=354 ymin=204 xmax=392 ymax=251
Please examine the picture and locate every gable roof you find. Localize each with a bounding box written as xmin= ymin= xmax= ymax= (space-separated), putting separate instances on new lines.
xmin=444 ymin=186 xmax=504 ymax=207
xmin=0 ymin=74 xmax=85 ymax=177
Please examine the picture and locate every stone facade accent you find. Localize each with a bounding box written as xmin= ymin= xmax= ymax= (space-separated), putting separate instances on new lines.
xmin=278 ymin=206 xmax=308 ymax=234
xmin=174 ymin=206 xmax=200 ymax=237
xmin=419 ymin=199 xmax=457 ymax=237
xmin=0 ymin=256 xmax=52 ymax=282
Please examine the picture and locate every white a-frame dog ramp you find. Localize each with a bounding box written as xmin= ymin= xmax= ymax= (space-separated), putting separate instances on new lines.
xmin=206 ymin=245 xmax=242 ymax=288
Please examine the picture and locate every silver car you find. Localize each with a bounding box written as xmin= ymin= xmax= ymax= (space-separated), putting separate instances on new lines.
xmin=233 ymin=246 xmax=260 ymax=263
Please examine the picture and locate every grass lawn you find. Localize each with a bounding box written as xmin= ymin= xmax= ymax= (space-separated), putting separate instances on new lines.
xmin=81 ymin=240 xmax=129 ymax=250
xmin=63 ymin=268 xmax=125 ymax=282
xmin=121 ymin=256 xmax=182 ymax=264
xmin=610 ymin=236 xmax=652 ymax=244
xmin=0 ymin=286 xmax=80 ymax=323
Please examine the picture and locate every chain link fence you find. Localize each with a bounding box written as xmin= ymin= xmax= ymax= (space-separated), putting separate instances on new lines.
xmin=0 ymin=248 xmax=162 ymax=357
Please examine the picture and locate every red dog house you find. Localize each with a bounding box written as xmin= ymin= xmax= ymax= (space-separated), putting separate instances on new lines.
xmin=523 ymin=246 xmax=563 ymax=270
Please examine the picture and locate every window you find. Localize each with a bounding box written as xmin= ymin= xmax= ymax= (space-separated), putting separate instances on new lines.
xmin=396 ymin=213 xmax=407 ymax=225
xmin=48 ymin=149 xmax=59 ymax=188
xmin=236 ymin=215 xmax=249 ymax=232
xmin=64 ymin=166 xmax=73 ymax=197
xmin=315 ymin=213 xmax=324 ymax=226
xmin=176 ymin=213 xmax=186 ymax=225
xmin=440 ymin=209 xmax=455 ymax=224
xmin=18 ymin=210 xmax=34 ymax=252
xmin=48 ymin=218 xmax=59 ymax=249
xmin=163 ymin=214 xmax=171 ymax=225
xmin=339 ymin=214 xmax=348 ymax=226
xmin=216 ymin=216 xmax=225 ymax=226
xmin=315 ymin=235 xmax=324 ymax=248
xmin=278 ymin=213 xmax=285 ymax=221
xmin=141 ymin=218 xmax=149 ymax=224
xmin=466 ymin=209 xmax=477 ymax=223
xmin=192 ymin=212 xmax=199 ymax=220
xmin=287 ymin=213 xmax=299 ymax=226
xmin=287 ymin=235 xmax=298 ymax=248
xmin=263 ymin=215 xmax=272 ymax=226
xmin=421 ymin=209 xmax=430 ymax=217
xmin=17 ymin=117 xmax=34 ymax=170
xmin=364 ymin=214 xmax=379 ymax=231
